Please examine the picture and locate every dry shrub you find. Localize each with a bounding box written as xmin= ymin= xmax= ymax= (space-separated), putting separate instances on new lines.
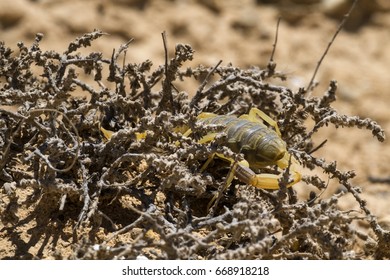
xmin=0 ymin=30 xmax=388 ymax=259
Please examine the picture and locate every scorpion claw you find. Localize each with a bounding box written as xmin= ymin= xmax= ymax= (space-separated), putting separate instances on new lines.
xmin=235 ymin=161 xmax=301 ymax=190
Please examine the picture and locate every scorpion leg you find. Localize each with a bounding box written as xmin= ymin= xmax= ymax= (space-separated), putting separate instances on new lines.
xmin=207 ymin=157 xmax=247 ymax=210
xmin=181 ymin=112 xmax=218 ymax=140
xmin=100 ymin=126 xmax=146 ymax=141
xmin=199 ymin=152 xmax=217 ymax=172
xmin=240 ymin=108 xmax=281 ymax=136
xmin=100 ymin=125 xmax=115 ymax=140
xmin=198 ymin=112 xmax=218 ymax=119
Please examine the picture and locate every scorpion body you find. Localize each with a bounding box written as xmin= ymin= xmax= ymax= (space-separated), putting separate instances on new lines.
xmin=192 ymin=108 xmax=301 ymax=190
xmin=198 ymin=114 xmax=287 ymax=169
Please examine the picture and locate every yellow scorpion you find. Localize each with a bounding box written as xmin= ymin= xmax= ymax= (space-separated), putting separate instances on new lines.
xmin=184 ymin=108 xmax=301 ymax=191
xmin=101 ymin=108 xmax=301 ymax=195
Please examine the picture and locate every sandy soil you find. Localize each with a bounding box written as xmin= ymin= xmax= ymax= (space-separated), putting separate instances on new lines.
xmin=0 ymin=0 xmax=389 ymax=259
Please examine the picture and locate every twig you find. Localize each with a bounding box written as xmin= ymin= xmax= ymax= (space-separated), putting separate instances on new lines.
xmin=190 ymin=60 xmax=222 ymax=109
xmin=264 ymin=17 xmax=282 ymax=78
xmin=158 ymin=31 xmax=176 ymax=113
xmin=0 ymin=113 xmax=25 ymax=172
xmin=308 ymin=139 xmax=328 ymax=154
xmin=25 ymin=109 xmax=80 ymax=173
xmin=306 ymin=0 xmax=359 ymax=92
xmin=74 ymin=160 xmax=92 ymax=229
xmin=368 ymin=176 xmax=390 ymax=184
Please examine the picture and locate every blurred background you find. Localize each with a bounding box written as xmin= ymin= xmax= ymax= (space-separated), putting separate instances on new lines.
xmin=1 ymin=0 xmax=389 ymax=220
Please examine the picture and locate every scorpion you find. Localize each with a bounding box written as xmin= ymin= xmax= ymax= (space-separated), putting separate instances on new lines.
xmin=183 ymin=108 xmax=301 ymax=192
xmin=100 ymin=108 xmax=301 ymax=201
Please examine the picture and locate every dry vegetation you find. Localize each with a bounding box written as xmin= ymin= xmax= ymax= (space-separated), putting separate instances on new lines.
xmin=1 ymin=24 xmax=388 ymax=259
